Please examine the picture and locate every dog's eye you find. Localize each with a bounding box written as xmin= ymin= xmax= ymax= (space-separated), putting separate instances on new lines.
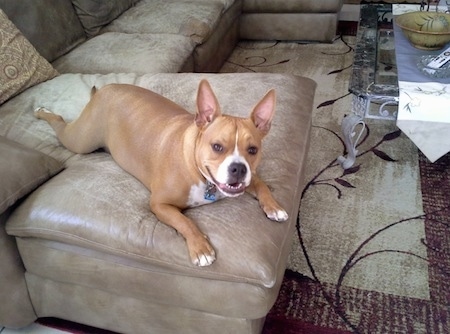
xmin=248 ymin=146 xmax=258 ymax=155
xmin=212 ymin=143 xmax=223 ymax=152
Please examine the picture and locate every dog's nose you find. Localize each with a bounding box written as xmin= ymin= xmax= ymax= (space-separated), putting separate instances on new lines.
xmin=228 ymin=162 xmax=247 ymax=180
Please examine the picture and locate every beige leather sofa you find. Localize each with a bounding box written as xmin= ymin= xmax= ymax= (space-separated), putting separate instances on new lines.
xmin=241 ymin=0 xmax=344 ymax=42
xmin=0 ymin=0 xmax=338 ymax=333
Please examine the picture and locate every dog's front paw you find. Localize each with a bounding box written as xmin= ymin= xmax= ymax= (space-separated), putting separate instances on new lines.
xmin=187 ymin=235 xmax=216 ymax=267
xmin=264 ymin=207 xmax=289 ymax=222
xmin=262 ymin=203 xmax=289 ymax=222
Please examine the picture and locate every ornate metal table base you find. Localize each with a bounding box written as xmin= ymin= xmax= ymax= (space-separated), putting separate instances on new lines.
xmin=338 ymin=96 xmax=398 ymax=169
xmin=338 ymin=4 xmax=399 ymax=169
xmin=337 ymin=113 xmax=365 ymax=169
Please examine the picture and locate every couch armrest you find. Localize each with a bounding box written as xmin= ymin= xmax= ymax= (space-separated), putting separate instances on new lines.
xmin=0 ymin=137 xmax=63 ymax=328
xmin=0 ymin=209 xmax=36 ymax=328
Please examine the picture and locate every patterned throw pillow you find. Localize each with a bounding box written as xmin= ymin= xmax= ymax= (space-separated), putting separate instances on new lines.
xmin=0 ymin=9 xmax=59 ymax=105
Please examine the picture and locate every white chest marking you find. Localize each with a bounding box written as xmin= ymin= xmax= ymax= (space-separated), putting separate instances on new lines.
xmin=186 ymin=182 xmax=225 ymax=208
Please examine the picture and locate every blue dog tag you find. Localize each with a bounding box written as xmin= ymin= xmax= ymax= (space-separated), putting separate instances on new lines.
xmin=204 ymin=181 xmax=217 ymax=201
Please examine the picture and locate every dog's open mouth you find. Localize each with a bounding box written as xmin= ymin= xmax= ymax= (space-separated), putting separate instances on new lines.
xmin=217 ymin=182 xmax=246 ymax=195
xmin=206 ymin=166 xmax=246 ymax=196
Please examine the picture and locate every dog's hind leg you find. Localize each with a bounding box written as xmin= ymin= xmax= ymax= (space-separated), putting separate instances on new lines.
xmin=34 ymin=107 xmax=104 ymax=154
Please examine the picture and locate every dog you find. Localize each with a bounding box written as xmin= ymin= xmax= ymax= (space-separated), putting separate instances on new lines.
xmin=35 ymin=79 xmax=288 ymax=266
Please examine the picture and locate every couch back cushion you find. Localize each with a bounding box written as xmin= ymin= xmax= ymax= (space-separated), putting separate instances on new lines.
xmin=243 ymin=0 xmax=343 ymax=13
xmin=0 ymin=0 xmax=86 ymax=62
xmin=71 ymin=0 xmax=137 ymax=37
xmin=0 ymin=136 xmax=63 ymax=214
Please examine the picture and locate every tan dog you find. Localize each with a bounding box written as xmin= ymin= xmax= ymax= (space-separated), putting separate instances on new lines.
xmin=35 ymin=80 xmax=288 ymax=266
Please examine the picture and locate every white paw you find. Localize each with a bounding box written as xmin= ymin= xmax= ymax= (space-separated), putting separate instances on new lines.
xmin=194 ymin=253 xmax=216 ymax=267
xmin=34 ymin=107 xmax=48 ymax=113
xmin=188 ymin=235 xmax=216 ymax=267
xmin=267 ymin=209 xmax=289 ymax=222
xmin=34 ymin=107 xmax=52 ymax=118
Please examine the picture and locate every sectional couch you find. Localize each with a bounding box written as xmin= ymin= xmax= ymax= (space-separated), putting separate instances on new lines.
xmin=0 ymin=0 xmax=342 ymax=333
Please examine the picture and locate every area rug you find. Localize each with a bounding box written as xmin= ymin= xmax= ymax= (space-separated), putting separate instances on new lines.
xmin=219 ymin=37 xmax=449 ymax=333
xmin=25 ymin=36 xmax=448 ymax=334
xmin=262 ymin=153 xmax=450 ymax=334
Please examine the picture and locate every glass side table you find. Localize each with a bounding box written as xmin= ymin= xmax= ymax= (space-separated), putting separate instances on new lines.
xmin=338 ymin=4 xmax=399 ymax=169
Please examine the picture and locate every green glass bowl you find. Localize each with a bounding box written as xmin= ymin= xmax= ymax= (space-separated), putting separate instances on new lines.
xmin=395 ymin=11 xmax=450 ymax=50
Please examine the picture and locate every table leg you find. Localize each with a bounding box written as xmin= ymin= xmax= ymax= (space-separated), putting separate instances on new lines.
xmin=337 ymin=114 xmax=366 ymax=169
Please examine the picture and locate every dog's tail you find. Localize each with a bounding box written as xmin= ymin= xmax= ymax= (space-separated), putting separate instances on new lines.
xmin=90 ymin=86 xmax=98 ymax=97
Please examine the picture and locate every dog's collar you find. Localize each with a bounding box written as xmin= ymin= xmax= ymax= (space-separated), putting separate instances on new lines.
xmin=197 ymin=165 xmax=218 ymax=201
xmin=204 ymin=181 xmax=217 ymax=201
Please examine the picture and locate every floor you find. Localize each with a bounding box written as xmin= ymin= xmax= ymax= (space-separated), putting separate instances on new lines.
xmin=0 ymin=323 xmax=67 ymax=333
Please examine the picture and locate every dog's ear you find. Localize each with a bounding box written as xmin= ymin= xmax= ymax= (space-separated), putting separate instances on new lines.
xmin=195 ymin=79 xmax=221 ymax=128
xmin=251 ymin=89 xmax=276 ymax=136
